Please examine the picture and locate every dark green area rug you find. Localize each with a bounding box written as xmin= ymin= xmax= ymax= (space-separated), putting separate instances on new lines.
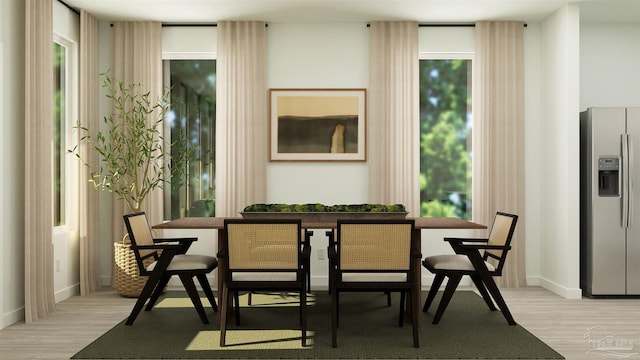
xmin=72 ymin=291 xmax=563 ymax=359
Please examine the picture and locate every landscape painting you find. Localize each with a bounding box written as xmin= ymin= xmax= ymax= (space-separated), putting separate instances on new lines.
xmin=269 ymin=89 xmax=366 ymax=161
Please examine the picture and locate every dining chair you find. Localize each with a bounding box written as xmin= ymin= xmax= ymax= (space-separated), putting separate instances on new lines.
xmin=327 ymin=219 xmax=421 ymax=348
xmin=218 ymin=219 xmax=311 ymax=347
xmin=422 ymin=211 xmax=518 ymax=325
xmin=122 ymin=212 xmax=218 ymax=325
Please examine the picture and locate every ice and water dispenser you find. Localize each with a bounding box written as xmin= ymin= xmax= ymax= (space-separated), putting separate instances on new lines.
xmin=598 ymin=157 xmax=620 ymax=197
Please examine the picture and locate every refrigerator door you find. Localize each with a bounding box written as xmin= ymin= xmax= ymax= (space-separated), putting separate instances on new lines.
xmin=586 ymin=108 xmax=627 ymax=295
xmin=625 ymin=108 xmax=640 ymax=294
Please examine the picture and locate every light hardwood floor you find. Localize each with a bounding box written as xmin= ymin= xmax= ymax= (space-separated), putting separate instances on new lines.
xmin=1 ymin=286 xmax=639 ymax=359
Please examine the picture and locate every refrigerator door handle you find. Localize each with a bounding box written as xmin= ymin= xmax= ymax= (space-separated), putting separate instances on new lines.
xmin=622 ymin=133 xmax=631 ymax=228
xmin=628 ymin=133 xmax=633 ymax=228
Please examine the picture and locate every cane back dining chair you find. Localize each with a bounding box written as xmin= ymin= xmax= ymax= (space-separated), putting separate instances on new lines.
xmin=218 ymin=219 xmax=311 ymax=347
xmin=327 ymin=219 xmax=421 ymax=348
xmin=422 ymin=211 xmax=518 ymax=325
xmin=122 ymin=212 xmax=218 ymax=325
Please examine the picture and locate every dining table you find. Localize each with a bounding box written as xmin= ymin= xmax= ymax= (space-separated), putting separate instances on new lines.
xmin=152 ymin=216 xmax=487 ymax=322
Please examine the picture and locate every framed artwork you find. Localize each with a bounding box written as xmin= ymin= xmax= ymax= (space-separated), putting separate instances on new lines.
xmin=269 ymin=88 xmax=366 ymax=161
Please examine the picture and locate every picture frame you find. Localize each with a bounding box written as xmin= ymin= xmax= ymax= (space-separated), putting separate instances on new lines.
xmin=269 ymin=88 xmax=366 ymax=161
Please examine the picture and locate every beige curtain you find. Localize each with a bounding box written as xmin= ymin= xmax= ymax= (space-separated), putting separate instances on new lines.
xmin=24 ymin=0 xmax=56 ymax=322
xmin=215 ymin=21 xmax=267 ymax=217
xmin=111 ymin=22 xmax=163 ymax=244
xmin=473 ymin=21 xmax=526 ymax=287
xmin=79 ymin=10 xmax=102 ymax=295
xmin=368 ymin=22 xmax=420 ymax=216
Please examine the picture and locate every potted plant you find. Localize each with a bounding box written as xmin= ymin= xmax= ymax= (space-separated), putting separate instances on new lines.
xmin=69 ymin=72 xmax=191 ymax=296
xmin=70 ymin=72 xmax=190 ymax=212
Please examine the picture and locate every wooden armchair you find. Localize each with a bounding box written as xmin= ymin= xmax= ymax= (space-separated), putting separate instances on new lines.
xmin=122 ymin=212 xmax=218 ymax=325
xmin=422 ymin=212 xmax=518 ymax=325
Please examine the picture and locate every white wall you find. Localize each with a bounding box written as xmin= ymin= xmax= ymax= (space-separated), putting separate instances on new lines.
xmin=523 ymin=23 xmax=543 ymax=285
xmin=1 ymin=0 xmax=26 ymax=328
xmin=580 ymin=23 xmax=640 ymax=109
xmin=538 ymin=4 xmax=582 ymax=298
xmin=266 ymin=23 xmax=370 ymax=206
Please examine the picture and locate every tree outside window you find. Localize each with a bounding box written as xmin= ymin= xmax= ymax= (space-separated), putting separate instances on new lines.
xmin=54 ymin=42 xmax=66 ymax=226
xmin=163 ymin=60 xmax=216 ymax=220
xmin=419 ymin=59 xmax=472 ymax=219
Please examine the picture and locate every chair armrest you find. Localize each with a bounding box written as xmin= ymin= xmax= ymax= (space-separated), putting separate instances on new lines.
xmin=153 ymin=237 xmax=197 ymax=244
xmin=444 ymin=237 xmax=488 ymax=244
xmin=304 ymin=230 xmax=314 ymax=244
xmin=326 ymin=230 xmax=335 ymax=246
xmin=446 ymin=238 xmax=488 ymax=253
xmin=135 ymin=243 xmax=186 ymax=251
xmin=305 ymin=230 xmax=314 ymax=238
xmin=458 ymin=244 xmax=511 ymax=251
xmin=151 ymin=237 xmax=197 ymax=253
xmin=302 ymin=243 xmax=312 ymax=258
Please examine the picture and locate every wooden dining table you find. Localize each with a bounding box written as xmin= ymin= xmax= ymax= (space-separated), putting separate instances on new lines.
xmin=153 ymin=216 xmax=486 ymax=321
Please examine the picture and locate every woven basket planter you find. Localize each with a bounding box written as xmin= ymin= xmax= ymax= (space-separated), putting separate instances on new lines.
xmin=113 ymin=237 xmax=149 ymax=298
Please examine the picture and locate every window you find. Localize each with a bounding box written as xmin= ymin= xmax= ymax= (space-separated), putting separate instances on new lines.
xmin=54 ymin=41 xmax=67 ymax=226
xmin=163 ymin=60 xmax=216 ymax=220
xmin=419 ymin=58 xmax=472 ymax=219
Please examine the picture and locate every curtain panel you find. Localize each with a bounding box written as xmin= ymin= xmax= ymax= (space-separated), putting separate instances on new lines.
xmin=110 ymin=21 xmax=163 ymax=245
xmin=368 ymin=21 xmax=420 ymax=216
xmin=79 ymin=10 xmax=102 ymax=295
xmin=215 ymin=21 xmax=268 ymax=217
xmin=24 ymin=0 xmax=56 ymax=322
xmin=473 ymin=21 xmax=526 ymax=287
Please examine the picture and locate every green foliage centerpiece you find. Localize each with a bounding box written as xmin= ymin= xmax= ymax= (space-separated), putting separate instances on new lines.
xmin=242 ymin=203 xmax=407 ymax=221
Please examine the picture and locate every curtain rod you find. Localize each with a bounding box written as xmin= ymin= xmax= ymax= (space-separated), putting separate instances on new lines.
xmin=367 ymin=22 xmax=527 ymax=27
xmin=57 ymin=0 xmax=80 ymax=15
xmin=161 ymin=23 xmax=269 ymax=27
xmin=162 ymin=23 xmax=218 ymax=27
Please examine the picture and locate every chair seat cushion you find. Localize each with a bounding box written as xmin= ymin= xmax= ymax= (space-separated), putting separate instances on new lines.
xmin=232 ymin=272 xmax=298 ymax=282
xmin=423 ymin=254 xmax=495 ymax=272
xmin=147 ymin=254 xmax=217 ymax=272
xmin=342 ymin=272 xmax=407 ymax=282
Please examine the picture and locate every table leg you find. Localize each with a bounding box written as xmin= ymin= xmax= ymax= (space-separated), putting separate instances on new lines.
xmin=412 ymin=228 xmax=422 ymax=325
xmin=217 ymin=228 xmax=226 ymax=322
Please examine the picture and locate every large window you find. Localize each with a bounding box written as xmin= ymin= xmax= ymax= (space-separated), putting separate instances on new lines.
xmin=54 ymin=41 xmax=67 ymax=226
xmin=419 ymin=58 xmax=472 ymax=219
xmin=163 ymin=60 xmax=216 ymax=220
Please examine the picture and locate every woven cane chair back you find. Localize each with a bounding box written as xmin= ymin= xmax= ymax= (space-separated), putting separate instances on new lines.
xmin=338 ymin=222 xmax=412 ymax=271
xmin=226 ymin=221 xmax=301 ymax=271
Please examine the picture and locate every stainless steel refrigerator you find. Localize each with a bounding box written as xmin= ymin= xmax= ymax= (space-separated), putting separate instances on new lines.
xmin=580 ymin=107 xmax=640 ymax=297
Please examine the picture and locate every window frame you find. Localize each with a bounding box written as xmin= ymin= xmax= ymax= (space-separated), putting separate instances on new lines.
xmin=162 ymin=46 xmax=216 ymax=221
xmin=53 ymin=34 xmax=79 ymax=233
xmin=418 ymin=51 xmax=474 ymax=219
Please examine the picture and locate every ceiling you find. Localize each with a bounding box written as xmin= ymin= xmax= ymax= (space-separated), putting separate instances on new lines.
xmin=62 ymin=0 xmax=640 ymax=24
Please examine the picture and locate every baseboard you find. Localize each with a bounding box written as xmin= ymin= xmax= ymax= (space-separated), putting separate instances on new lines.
xmin=1 ymin=307 xmax=24 ymax=330
xmin=55 ymin=284 xmax=80 ymax=303
xmin=536 ymin=277 xmax=582 ymax=299
xmin=525 ymin=276 xmax=540 ymax=286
